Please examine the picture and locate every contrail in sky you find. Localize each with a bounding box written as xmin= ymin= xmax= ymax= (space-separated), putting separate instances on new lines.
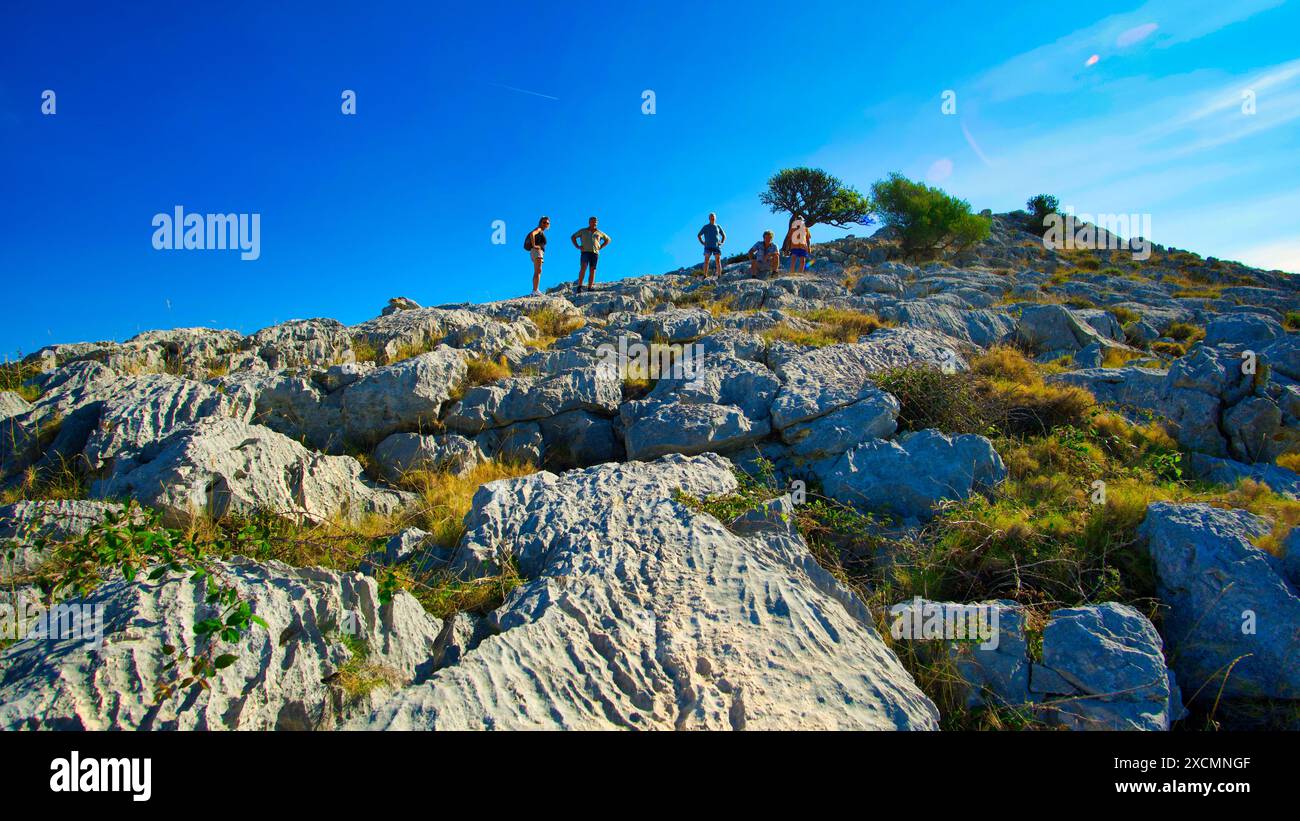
xmin=489 ymin=82 xmax=559 ymax=101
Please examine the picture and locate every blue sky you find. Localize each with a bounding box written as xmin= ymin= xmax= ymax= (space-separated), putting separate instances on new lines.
xmin=2 ymin=0 xmax=1298 ymax=355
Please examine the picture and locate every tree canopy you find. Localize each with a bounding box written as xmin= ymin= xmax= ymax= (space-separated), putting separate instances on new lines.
xmin=759 ymin=167 xmax=873 ymax=229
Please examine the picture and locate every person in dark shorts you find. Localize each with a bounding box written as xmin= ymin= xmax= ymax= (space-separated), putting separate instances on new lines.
xmin=783 ymin=214 xmax=811 ymax=273
xmin=697 ymin=212 xmax=727 ymax=278
xmin=571 ymin=216 xmax=611 ymax=293
xmin=524 ymin=216 xmax=550 ymax=295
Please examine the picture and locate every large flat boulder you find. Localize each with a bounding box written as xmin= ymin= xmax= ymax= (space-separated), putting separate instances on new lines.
xmin=0 ymin=500 xmax=128 ymax=580
xmin=1041 ymin=603 xmax=1181 ymax=731
xmin=0 ymin=559 xmax=443 ymax=730
xmin=444 ymin=367 xmax=619 ymax=434
xmin=82 ymin=374 xmax=236 ymax=469
xmin=0 ymin=392 xmax=31 ymax=423
xmin=91 ymin=418 xmax=413 ymax=524
xmin=780 ymin=390 xmax=899 ymax=461
xmin=371 ymin=431 xmax=484 ymax=481
xmin=1203 ymin=313 xmax=1284 ymax=348
xmin=1137 ymin=502 xmax=1300 ymax=701
xmin=623 ymin=402 xmax=767 ymax=461
xmin=1014 ymin=304 xmax=1113 ymax=359
xmin=771 ymin=329 xmax=966 ymax=431
xmin=245 ymin=318 xmax=355 ymax=370
xmin=813 ymin=429 xmax=1006 ymax=522
xmin=881 ymin=300 xmax=1015 ymax=348
xmin=337 ymin=346 xmax=467 ymax=446
xmin=357 ymin=455 xmax=939 ymax=730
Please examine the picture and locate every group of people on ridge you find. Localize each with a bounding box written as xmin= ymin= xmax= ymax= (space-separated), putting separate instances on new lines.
xmin=522 ymin=212 xmax=812 ymax=295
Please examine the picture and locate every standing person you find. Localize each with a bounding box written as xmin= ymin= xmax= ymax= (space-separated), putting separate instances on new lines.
xmin=524 ymin=216 xmax=550 ymax=296
xmin=571 ymin=216 xmax=611 ymax=293
xmin=784 ymin=214 xmax=811 ymax=273
xmin=748 ymin=230 xmax=780 ymax=278
xmin=697 ymin=212 xmax=727 ymax=278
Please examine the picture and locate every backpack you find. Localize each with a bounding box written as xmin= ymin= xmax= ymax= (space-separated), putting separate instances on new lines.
xmin=524 ymin=230 xmax=535 ymax=251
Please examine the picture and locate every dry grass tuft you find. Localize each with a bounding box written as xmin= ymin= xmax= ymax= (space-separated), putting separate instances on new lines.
xmin=524 ymin=307 xmax=585 ymax=349
xmin=763 ymin=308 xmax=891 ymax=347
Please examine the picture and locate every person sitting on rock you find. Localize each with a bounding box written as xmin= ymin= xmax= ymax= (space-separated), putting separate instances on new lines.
xmin=525 ymin=216 xmax=549 ymax=296
xmin=697 ymin=212 xmax=727 ymax=279
xmin=783 ymin=214 xmax=811 ymax=273
xmin=748 ymin=230 xmax=780 ymax=278
xmin=571 ymin=216 xmax=611 ymax=293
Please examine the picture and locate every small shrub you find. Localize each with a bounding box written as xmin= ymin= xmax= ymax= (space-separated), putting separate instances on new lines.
xmin=1275 ymin=452 xmax=1300 ymax=473
xmin=1151 ymin=340 xmax=1187 ymax=358
xmin=1102 ymin=347 xmax=1141 ymax=368
xmin=396 ymin=558 xmax=524 ymax=620
xmin=1108 ymin=305 xmax=1140 ymax=326
xmin=389 ymin=339 xmax=435 ymax=363
xmin=33 ymin=503 xmax=272 ymax=702
xmin=1025 ymin=194 xmax=1059 ymax=234
xmin=985 ymin=382 xmax=1097 ymax=437
xmin=452 ymin=355 xmax=511 ymax=400
xmin=1058 ymin=248 xmax=1101 ymax=271
xmin=970 ymin=346 xmax=1037 ymax=386
xmin=874 ymin=367 xmax=992 ymax=435
xmin=329 ymin=632 xmax=401 ymax=704
xmin=1165 ymin=322 xmax=1204 ymax=343
xmin=622 ymin=375 xmax=653 ymax=401
xmin=870 ymin=173 xmax=992 ymax=259
xmin=398 ymin=460 xmax=537 ymax=548
xmin=1285 ymin=312 xmax=1300 ymax=331
xmin=912 ymin=348 xmax=1098 ymax=437
xmin=677 ymin=458 xmax=881 ymax=588
xmin=351 ymin=338 xmax=379 ymax=363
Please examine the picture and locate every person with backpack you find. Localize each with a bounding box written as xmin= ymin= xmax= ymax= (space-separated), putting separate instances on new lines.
xmin=748 ymin=230 xmax=780 ymax=278
xmin=697 ymin=213 xmax=727 ymax=278
xmin=783 ymin=214 xmax=811 ymax=273
xmin=524 ymin=216 xmax=550 ymax=296
xmin=571 ymin=216 xmax=611 ymax=293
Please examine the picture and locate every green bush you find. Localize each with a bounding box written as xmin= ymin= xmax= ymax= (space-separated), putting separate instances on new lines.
xmin=1025 ymin=194 xmax=1059 ymax=233
xmin=871 ymin=173 xmax=991 ymax=259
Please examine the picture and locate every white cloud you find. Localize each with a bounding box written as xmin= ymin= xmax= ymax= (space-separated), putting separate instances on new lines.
xmin=971 ymin=0 xmax=1284 ymax=101
xmin=1222 ymin=238 xmax=1300 ymax=273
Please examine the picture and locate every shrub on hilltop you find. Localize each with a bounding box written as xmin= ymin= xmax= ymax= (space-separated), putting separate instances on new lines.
xmin=870 ymin=173 xmax=992 ymax=259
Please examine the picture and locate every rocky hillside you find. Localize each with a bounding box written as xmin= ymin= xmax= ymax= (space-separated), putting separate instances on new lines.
xmin=2 ymin=213 xmax=1299 ymax=730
